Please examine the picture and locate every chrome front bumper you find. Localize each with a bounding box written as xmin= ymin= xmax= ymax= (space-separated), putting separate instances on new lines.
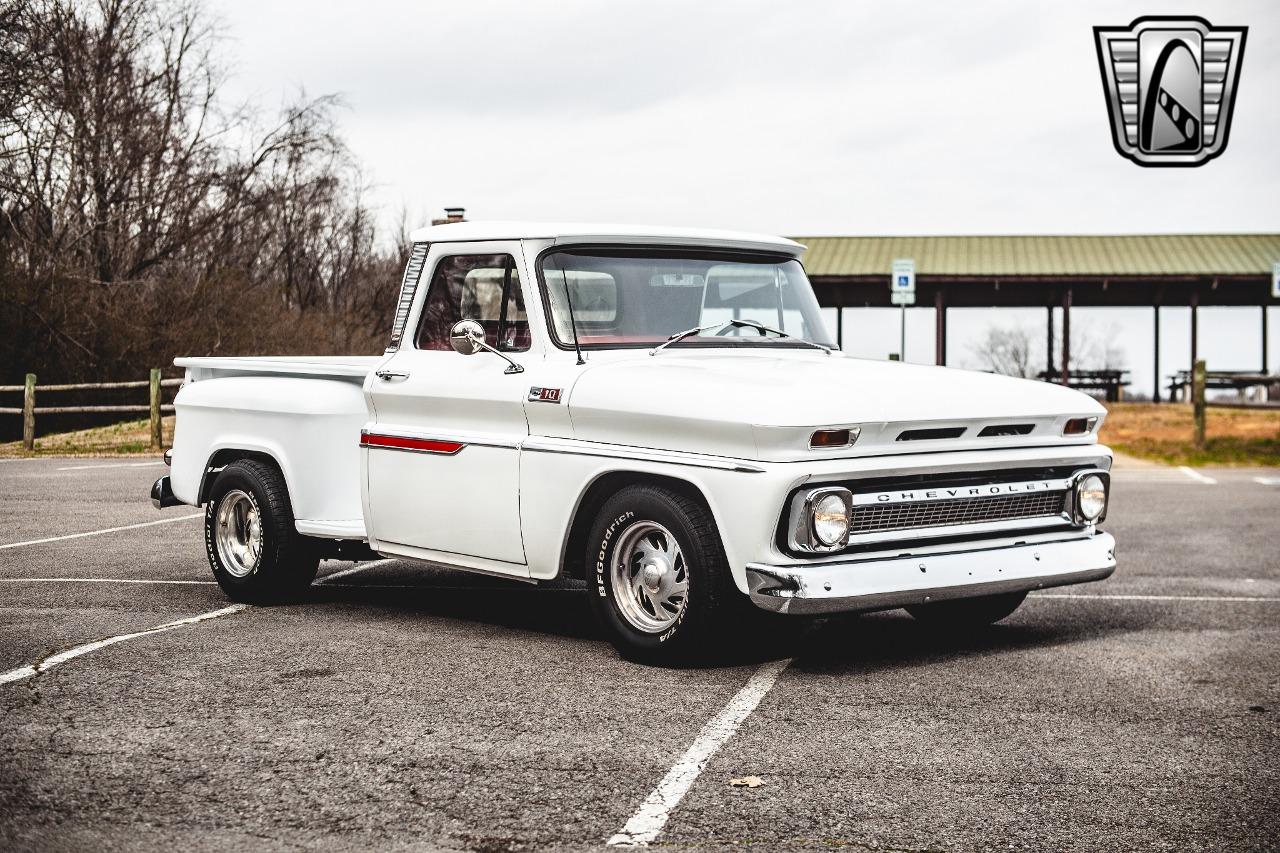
xmin=745 ymin=532 xmax=1116 ymax=615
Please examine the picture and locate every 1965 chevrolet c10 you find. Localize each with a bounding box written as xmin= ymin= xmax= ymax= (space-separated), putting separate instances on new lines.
xmin=151 ymin=222 xmax=1115 ymax=661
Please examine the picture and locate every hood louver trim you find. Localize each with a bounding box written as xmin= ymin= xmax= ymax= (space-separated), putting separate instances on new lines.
xmin=978 ymin=424 xmax=1035 ymax=437
xmin=897 ymin=426 xmax=966 ymax=441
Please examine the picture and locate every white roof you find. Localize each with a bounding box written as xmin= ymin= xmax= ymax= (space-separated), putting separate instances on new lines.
xmin=408 ymin=221 xmax=804 ymax=255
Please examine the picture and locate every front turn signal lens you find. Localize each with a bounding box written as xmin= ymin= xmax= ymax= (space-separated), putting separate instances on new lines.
xmin=1063 ymin=417 xmax=1098 ymax=436
xmin=811 ymin=427 xmax=860 ymax=449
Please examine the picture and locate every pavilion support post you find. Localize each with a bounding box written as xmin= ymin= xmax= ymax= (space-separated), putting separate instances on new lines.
xmin=1263 ymin=305 xmax=1269 ymax=374
xmin=1190 ymin=292 xmax=1199 ymax=387
xmin=1061 ymin=289 xmax=1072 ymax=386
xmin=1153 ymin=306 xmax=1161 ymax=403
xmin=836 ymin=307 xmax=844 ymax=350
xmin=1046 ymin=306 xmax=1055 ymax=378
xmin=934 ymin=291 xmax=946 ymax=365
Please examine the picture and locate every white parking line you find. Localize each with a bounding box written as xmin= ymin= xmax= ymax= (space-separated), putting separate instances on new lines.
xmin=0 ymin=513 xmax=202 ymax=550
xmin=55 ymin=461 xmax=165 ymax=471
xmin=1034 ymin=592 xmax=1280 ymax=602
xmin=0 ymin=577 xmax=216 ymax=585
xmin=1253 ymin=476 xmax=1280 ymax=487
xmin=0 ymin=604 xmax=246 ymax=686
xmin=1178 ymin=466 xmax=1217 ymax=485
xmin=607 ymin=658 xmax=791 ymax=847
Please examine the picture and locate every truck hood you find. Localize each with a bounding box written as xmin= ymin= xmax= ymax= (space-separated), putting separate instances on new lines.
xmin=566 ymin=352 xmax=1106 ymax=461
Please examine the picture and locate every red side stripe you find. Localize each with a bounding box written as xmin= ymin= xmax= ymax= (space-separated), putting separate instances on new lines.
xmin=360 ymin=432 xmax=465 ymax=455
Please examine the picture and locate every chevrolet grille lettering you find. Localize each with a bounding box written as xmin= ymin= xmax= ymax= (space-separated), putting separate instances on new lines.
xmin=853 ymin=478 xmax=1070 ymax=507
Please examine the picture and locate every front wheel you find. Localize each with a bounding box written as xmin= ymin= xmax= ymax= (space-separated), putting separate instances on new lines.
xmin=905 ymin=590 xmax=1027 ymax=628
xmin=586 ymin=484 xmax=736 ymax=664
xmin=204 ymin=459 xmax=318 ymax=603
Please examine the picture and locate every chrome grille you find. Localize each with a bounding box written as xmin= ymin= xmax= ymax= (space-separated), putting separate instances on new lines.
xmin=851 ymin=490 xmax=1066 ymax=535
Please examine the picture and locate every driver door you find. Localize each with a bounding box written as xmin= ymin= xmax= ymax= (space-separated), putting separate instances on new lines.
xmin=364 ymin=243 xmax=532 ymax=570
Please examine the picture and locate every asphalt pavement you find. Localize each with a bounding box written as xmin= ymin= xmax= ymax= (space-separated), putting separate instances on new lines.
xmin=0 ymin=456 xmax=1277 ymax=852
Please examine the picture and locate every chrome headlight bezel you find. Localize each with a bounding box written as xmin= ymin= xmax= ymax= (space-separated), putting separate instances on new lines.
xmin=1072 ymin=470 xmax=1110 ymax=524
xmin=791 ymin=486 xmax=853 ymax=552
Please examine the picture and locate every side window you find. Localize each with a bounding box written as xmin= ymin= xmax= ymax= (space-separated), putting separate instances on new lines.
xmin=414 ymin=254 xmax=530 ymax=351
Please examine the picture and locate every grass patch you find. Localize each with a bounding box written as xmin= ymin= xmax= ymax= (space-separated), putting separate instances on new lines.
xmin=0 ymin=416 xmax=173 ymax=458
xmin=1101 ymin=403 xmax=1280 ymax=467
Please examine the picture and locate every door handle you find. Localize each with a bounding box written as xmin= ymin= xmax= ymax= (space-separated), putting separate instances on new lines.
xmin=375 ymin=370 xmax=410 ymax=381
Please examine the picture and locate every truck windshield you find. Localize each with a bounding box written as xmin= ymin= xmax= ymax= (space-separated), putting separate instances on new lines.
xmin=539 ymin=249 xmax=834 ymax=350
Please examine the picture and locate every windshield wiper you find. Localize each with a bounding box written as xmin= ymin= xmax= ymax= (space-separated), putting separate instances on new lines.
xmin=725 ymin=319 xmax=833 ymax=355
xmin=649 ymin=319 xmax=833 ymax=356
xmin=648 ymin=322 xmax=727 ymax=356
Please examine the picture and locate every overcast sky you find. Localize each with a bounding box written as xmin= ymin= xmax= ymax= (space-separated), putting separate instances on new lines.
xmin=215 ymin=0 xmax=1279 ymax=392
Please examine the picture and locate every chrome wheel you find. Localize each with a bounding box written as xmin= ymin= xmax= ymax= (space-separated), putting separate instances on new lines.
xmin=611 ymin=520 xmax=689 ymax=633
xmin=214 ymin=489 xmax=263 ymax=578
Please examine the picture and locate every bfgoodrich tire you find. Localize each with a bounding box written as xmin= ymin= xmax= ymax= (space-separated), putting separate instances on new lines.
xmin=204 ymin=459 xmax=318 ymax=603
xmin=586 ymin=484 xmax=736 ymax=664
xmin=905 ymin=590 xmax=1027 ymax=628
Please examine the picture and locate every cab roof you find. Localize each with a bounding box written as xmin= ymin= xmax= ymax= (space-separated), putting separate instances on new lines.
xmin=408 ymin=221 xmax=805 ymax=256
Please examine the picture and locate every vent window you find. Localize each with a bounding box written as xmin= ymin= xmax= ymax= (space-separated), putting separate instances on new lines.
xmin=386 ymin=242 xmax=430 ymax=352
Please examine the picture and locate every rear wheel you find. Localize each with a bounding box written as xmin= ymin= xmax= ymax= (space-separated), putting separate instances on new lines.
xmin=204 ymin=459 xmax=318 ymax=603
xmin=906 ymin=591 xmax=1027 ymax=628
xmin=586 ymin=484 xmax=736 ymax=664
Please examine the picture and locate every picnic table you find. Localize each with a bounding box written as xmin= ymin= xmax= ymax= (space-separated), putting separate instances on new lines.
xmin=1037 ymin=368 xmax=1131 ymax=402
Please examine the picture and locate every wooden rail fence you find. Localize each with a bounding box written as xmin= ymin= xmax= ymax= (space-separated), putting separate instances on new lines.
xmin=0 ymin=370 xmax=181 ymax=451
xmin=1185 ymin=358 xmax=1280 ymax=449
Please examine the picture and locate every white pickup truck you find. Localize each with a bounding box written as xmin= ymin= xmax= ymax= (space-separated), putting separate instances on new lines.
xmin=152 ymin=221 xmax=1115 ymax=662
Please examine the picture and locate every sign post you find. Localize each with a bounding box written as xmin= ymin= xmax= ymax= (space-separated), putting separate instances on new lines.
xmin=890 ymin=259 xmax=916 ymax=360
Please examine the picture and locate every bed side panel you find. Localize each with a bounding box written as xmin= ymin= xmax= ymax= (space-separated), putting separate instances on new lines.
xmin=170 ymin=376 xmax=368 ymax=531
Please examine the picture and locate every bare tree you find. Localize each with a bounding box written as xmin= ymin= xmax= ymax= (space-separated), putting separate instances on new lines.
xmin=1071 ymin=320 xmax=1126 ymax=371
xmin=970 ymin=323 xmax=1038 ymax=378
xmin=970 ymin=318 xmax=1128 ymax=380
xmin=0 ymin=0 xmax=402 ymax=383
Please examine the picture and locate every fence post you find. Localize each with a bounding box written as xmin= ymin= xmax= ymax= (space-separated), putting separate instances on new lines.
xmin=22 ymin=373 xmax=36 ymax=451
xmin=1192 ymin=359 xmax=1206 ymax=450
xmin=149 ymin=368 xmax=162 ymax=450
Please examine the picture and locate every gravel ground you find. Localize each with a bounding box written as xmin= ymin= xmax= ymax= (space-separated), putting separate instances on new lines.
xmin=0 ymin=457 xmax=1276 ymax=852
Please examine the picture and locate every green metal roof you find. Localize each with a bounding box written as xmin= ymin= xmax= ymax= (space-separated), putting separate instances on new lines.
xmin=791 ymin=234 xmax=1280 ymax=277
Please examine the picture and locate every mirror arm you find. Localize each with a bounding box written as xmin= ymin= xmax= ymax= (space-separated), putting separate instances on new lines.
xmin=472 ymin=339 xmax=525 ymax=374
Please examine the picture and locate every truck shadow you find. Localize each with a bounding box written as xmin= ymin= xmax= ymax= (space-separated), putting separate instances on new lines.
xmin=305 ymin=567 xmax=1155 ymax=670
xmin=788 ymin=606 xmax=1156 ymax=675
xmin=307 ymin=571 xmax=600 ymax=641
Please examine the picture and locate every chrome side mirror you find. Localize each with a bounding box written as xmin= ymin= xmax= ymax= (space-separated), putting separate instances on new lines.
xmin=448 ymin=319 xmax=524 ymax=374
xmin=449 ymin=319 xmax=486 ymax=356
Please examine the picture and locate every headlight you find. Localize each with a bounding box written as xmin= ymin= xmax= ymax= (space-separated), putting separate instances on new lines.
xmin=1075 ymin=473 xmax=1108 ymax=522
xmin=811 ymin=492 xmax=851 ymax=547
